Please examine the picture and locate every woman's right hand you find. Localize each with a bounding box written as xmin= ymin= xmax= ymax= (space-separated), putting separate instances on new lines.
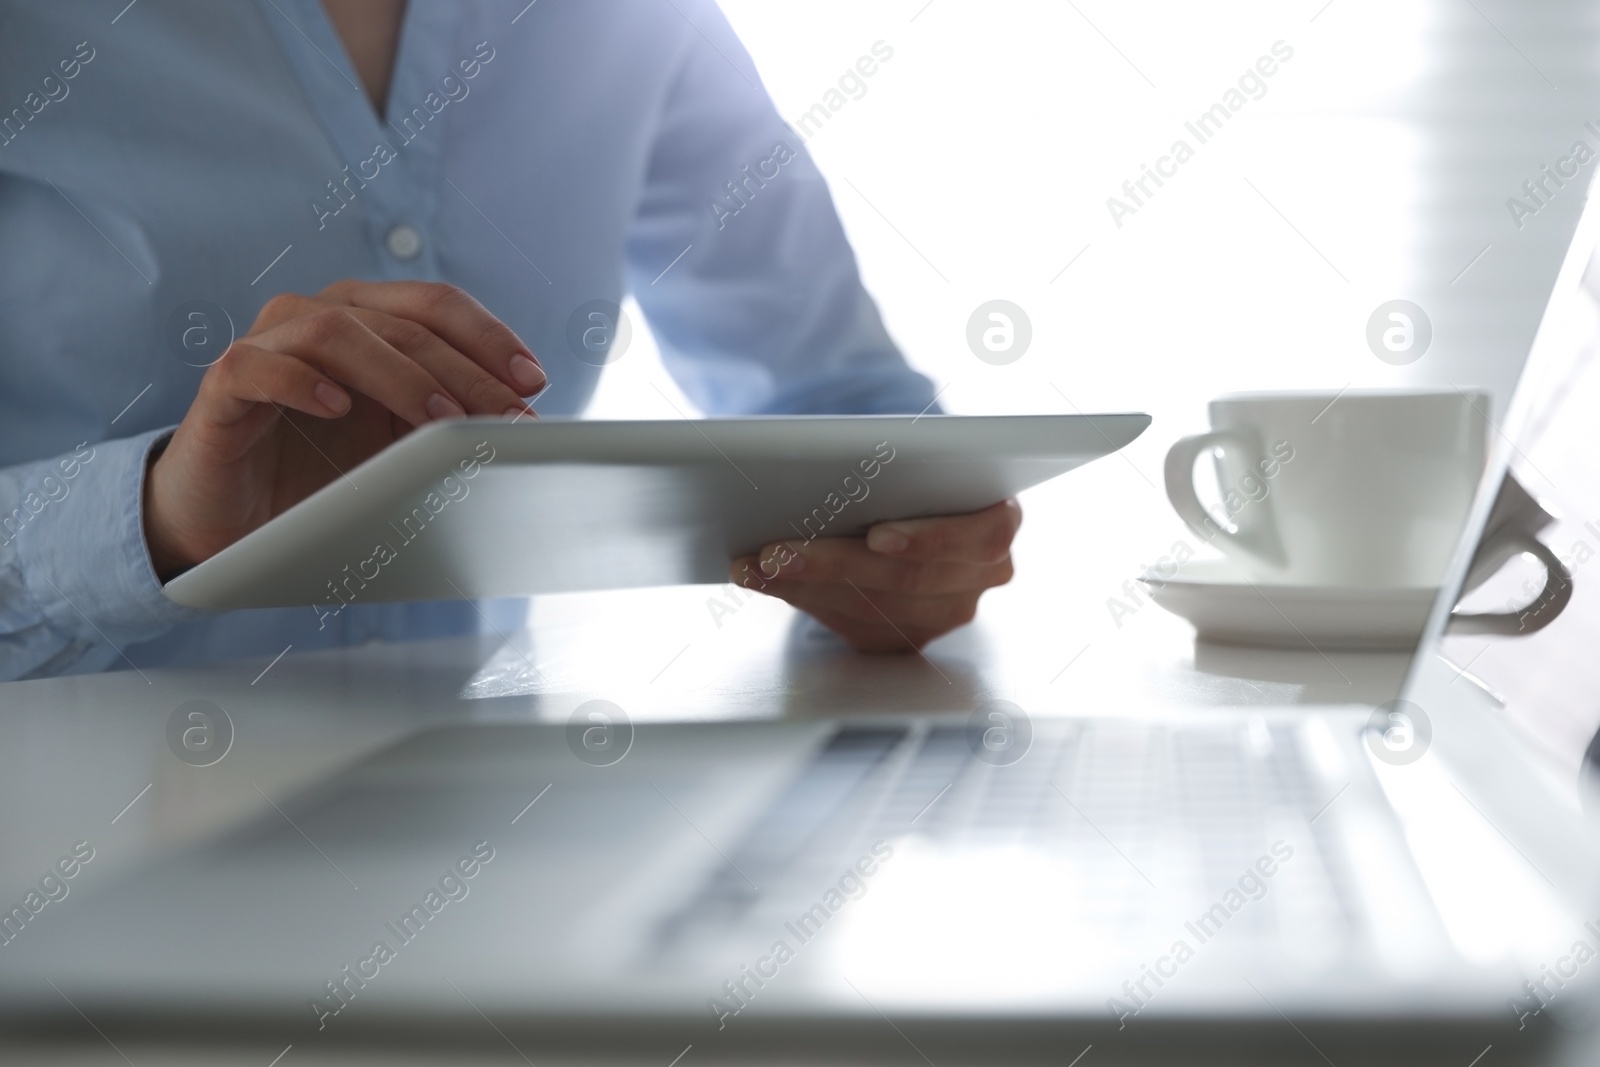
xmin=144 ymin=280 xmax=546 ymax=579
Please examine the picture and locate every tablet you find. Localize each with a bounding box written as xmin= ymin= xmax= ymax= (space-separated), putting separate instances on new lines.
xmin=160 ymin=413 xmax=1150 ymax=611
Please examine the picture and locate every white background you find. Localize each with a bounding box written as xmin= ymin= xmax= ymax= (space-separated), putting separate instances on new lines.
xmin=590 ymin=0 xmax=1448 ymax=430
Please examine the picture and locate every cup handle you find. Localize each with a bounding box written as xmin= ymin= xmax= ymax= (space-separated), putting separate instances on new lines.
xmin=1163 ymin=430 xmax=1287 ymax=570
xmin=1448 ymin=531 xmax=1572 ymax=636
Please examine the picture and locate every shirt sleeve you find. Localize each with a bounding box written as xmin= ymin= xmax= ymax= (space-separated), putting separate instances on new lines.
xmin=0 ymin=428 xmax=202 ymax=681
xmin=624 ymin=1 xmax=938 ymax=417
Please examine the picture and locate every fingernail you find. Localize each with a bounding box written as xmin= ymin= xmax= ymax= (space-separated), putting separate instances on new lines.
xmin=313 ymin=382 xmax=350 ymax=414
xmin=503 ymin=405 xmax=537 ymax=421
xmin=770 ymin=548 xmax=804 ymax=574
xmin=509 ymin=353 xmax=546 ymax=392
xmin=868 ymin=528 xmax=910 ymax=554
xmin=426 ymin=393 xmax=465 ymax=421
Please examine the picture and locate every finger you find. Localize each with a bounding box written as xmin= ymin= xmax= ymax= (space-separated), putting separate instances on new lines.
xmin=199 ymin=343 xmax=352 ymax=426
xmin=254 ymin=308 xmax=463 ymax=428
xmin=730 ymin=540 xmax=1012 ymax=596
xmin=345 ymin=308 xmax=534 ymax=418
xmin=253 ymin=291 xmax=323 ymax=332
xmin=865 ymin=499 xmax=1023 ymax=563
xmin=322 ymin=280 xmax=547 ymax=396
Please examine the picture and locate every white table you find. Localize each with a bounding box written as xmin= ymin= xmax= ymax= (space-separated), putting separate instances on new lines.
xmin=0 ymin=493 xmax=1485 ymax=1066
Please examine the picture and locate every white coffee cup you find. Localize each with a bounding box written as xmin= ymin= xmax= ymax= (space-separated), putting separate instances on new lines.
xmin=1164 ymin=390 xmax=1488 ymax=587
xmin=1452 ymin=471 xmax=1572 ymax=634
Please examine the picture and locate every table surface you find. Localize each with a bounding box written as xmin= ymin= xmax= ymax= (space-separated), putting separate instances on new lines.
xmin=0 ymin=493 xmax=1573 ymax=1065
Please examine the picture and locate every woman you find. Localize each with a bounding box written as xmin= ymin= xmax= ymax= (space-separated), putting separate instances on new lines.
xmin=0 ymin=0 xmax=1019 ymax=679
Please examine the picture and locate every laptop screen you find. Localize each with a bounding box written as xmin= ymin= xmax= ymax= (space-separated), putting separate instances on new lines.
xmin=1409 ymin=192 xmax=1600 ymax=791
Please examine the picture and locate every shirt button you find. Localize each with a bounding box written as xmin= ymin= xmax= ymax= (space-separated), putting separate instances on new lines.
xmin=385 ymin=224 xmax=423 ymax=260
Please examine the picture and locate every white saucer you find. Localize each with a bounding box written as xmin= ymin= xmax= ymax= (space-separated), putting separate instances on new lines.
xmin=1138 ymin=559 xmax=1436 ymax=651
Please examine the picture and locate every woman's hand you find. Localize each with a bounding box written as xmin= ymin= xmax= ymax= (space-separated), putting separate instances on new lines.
xmin=144 ymin=280 xmax=544 ymax=578
xmin=729 ymin=499 xmax=1022 ymax=652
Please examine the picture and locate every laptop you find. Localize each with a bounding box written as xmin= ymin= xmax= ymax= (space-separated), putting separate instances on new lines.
xmin=8 ymin=400 xmax=1600 ymax=1064
xmin=10 ymin=175 xmax=1600 ymax=1067
xmin=10 ymin=263 xmax=1600 ymax=1065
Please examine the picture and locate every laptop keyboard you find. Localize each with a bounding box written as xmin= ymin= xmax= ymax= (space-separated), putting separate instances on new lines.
xmin=654 ymin=719 xmax=1354 ymax=960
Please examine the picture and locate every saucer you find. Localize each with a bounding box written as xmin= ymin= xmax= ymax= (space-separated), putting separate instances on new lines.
xmin=1138 ymin=559 xmax=1436 ymax=651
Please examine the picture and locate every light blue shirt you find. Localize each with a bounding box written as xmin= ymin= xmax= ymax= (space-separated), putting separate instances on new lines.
xmin=0 ymin=0 xmax=934 ymax=681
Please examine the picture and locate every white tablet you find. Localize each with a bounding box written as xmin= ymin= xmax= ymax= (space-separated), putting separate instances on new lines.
xmin=160 ymin=413 xmax=1150 ymax=612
